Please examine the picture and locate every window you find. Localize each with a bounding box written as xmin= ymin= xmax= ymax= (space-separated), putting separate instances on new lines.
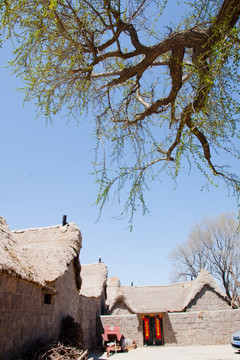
xmin=44 ymin=293 xmax=53 ymax=305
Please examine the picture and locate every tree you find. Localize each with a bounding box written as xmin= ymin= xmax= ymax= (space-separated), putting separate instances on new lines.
xmin=1 ymin=0 xmax=240 ymax=224
xmin=170 ymin=213 xmax=240 ymax=303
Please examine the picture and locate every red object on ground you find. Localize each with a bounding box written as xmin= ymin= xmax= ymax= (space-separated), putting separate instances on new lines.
xmin=102 ymin=326 xmax=123 ymax=342
xmin=102 ymin=326 xmax=124 ymax=356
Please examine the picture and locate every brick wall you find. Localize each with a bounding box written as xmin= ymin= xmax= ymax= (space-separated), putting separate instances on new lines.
xmin=0 ymin=261 xmax=81 ymax=360
xmin=99 ymin=315 xmax=143 ymax=346
xmin=0 ymin=274 xmax=42 ymax=359
xmin=163 ymin=309 xmax=240 ymax=345
xmin=99 ymin=309 xmax=240 ymax=347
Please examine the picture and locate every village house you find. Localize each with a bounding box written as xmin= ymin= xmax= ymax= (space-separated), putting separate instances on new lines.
xmin=99 ymin=270 xmax=240 ymax=346
xmin=106 ymin=269 xmax=231 ymax=316
xmin=2 ymin=214 xmax=240 ymax=358
xmin=0 ymin=216 xmax=82 ymax=360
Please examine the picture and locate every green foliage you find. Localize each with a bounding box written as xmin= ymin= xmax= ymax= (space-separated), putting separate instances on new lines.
xmin=0 ymin=0 xmax=240 ymax=225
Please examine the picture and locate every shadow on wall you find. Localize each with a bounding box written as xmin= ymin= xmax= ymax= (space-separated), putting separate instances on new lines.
xmin=96 ymin=316 xmax=105 ymax=348
xmin=163 ymin=313 xmax=177 ymax=344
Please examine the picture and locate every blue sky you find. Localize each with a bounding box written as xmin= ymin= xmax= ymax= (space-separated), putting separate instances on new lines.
xmin=0 ymin=1 xmax=238 ymax=287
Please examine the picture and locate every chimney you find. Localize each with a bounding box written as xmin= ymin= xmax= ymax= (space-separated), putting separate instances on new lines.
xmin=62 ymin=215 xmax=67 ymax=226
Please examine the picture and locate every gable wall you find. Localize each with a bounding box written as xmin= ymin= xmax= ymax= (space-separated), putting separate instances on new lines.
xmin=54 ymin=260 xmax=81 ymax=321
xmin=186 ymin=285 xmax=230 ymax=312
xmin=0 ymin=260 xmax=81 ymax=360
xmin=110 ymin=301 xmax=132 ymax=315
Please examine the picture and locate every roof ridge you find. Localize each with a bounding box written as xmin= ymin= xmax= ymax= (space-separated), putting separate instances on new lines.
xmin=82 ymin=262 xmax=106 ymax=267
xmin=12 ymin=222 xmax=75 ymax=233
xmin=120 ymin=281 xmax=191 ymax=289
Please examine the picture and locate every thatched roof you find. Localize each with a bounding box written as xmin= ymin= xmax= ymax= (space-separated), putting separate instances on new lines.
xmin=0 ymin=216 xmax=82 ymax=287
xmin=80 ymin=263 xmax=108 ymax=298
xmin=106 ymin=270 xmax=228 ymax=314
xmin=0 ymin=217 xmax=44 ymax=285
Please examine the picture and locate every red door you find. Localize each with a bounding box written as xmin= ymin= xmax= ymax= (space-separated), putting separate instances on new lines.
xmin=143 ymin=315 xmax=163 ymax=345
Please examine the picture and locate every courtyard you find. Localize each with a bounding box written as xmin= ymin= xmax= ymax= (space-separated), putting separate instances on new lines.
xmin=89 ymin=344 xmax=240 ymax=360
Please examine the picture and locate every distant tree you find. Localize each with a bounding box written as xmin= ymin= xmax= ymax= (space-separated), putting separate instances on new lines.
xmin=170 ymin=213 xmax=240 ymax=303
xmin=1 ymin=1 xmax=240 ymax=224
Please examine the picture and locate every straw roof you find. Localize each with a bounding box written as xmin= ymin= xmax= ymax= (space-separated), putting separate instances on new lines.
xmin=106 ymin=270 xmax=228 ymax=314
xmin=80 ymin=263 xmax=108 ymax=298
xmin=0 ymin=217 xmax=45 ymax=285
xmin=0 ymin=216 xmax=82 ymax=287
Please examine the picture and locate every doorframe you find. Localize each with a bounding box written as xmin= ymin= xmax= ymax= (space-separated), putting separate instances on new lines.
xmin=142 ymin=314 xmax=164 ymax=346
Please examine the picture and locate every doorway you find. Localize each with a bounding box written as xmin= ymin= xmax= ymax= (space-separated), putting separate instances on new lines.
xmin=142 ymin=315 xmax=163 ymax=345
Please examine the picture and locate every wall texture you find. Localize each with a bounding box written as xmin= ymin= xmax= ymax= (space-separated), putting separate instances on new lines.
xmin=100 ymin=309 xmax=240 ymax=347
xmin=186 ymin=285 xmax=231 ymax=312
xmin=110 ymin=301 xmax=133 ymax=315
xmin=99 ymin=315 xmax=143 ymax=346
xmin=0 ymin=261 xmax=81 ymax=360
xmin=163 ymin=309 xmax=240 ymax=345
xmin=79 ymin=295 xmax=99 ymax=350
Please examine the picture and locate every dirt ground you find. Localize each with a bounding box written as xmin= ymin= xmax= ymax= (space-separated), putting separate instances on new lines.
xmin=89 ymin=344 xmax=240 ymax=360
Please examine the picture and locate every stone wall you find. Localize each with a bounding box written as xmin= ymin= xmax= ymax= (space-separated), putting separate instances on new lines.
xmin=99 ymin=309 xmax=240 ymax=347
xmin=0 ymin=260 xmax=81 ymax=360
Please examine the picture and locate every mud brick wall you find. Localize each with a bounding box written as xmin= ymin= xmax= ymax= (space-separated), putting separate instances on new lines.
xmin=99 ymin=315 xmax=143 ymax=346
xmin=163 ymin=309 xmax=240 ymax=345
xmin=0 ymin=261 xmax=81 ymax=360
xmin=186 ymin=286 xmax=231 ymax=312
xmin=79 ymin=295 xmax=99 ymax=350
xmin=99 ymin=309 xmax=240 ymax=347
